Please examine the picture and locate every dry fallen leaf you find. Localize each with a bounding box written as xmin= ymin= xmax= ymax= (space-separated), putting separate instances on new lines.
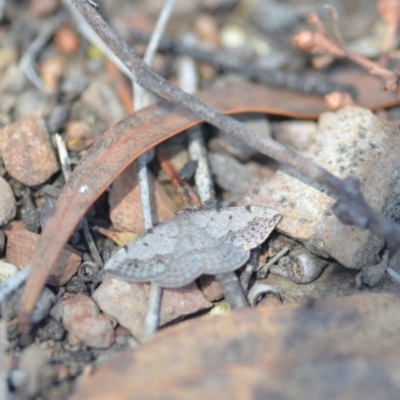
xmin=71 ymin=293 xmax=400 ymax=400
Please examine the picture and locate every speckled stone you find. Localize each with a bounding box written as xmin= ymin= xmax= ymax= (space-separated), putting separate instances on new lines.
xmin=241 ymin=107 xmax=400 ymax=269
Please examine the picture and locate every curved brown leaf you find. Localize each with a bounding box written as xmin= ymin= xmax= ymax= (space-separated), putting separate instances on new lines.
xmin=71 ymin=294 xmax=400 ymax=400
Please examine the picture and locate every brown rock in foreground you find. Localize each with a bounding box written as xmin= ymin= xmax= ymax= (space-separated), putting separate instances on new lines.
xmin=242 ymin=107 xmax=400 ymax=269
xmin=0 ymin=114 xmax=59 ymax=186
xmin=3 ymin=221 xmax=80 ymax=286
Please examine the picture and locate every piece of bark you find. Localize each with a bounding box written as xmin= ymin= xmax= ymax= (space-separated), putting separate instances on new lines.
xmin=71 ymin=293 xmax=400 ymax=400
xmin=0 ymin=115 xmax=59 ymax=186
xmin=3 ymin=221 xmax=80 ymax=286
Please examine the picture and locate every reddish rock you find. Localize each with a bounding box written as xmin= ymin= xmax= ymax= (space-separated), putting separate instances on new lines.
xmin=109 ymin=163 xmax=177 ymax=234
xmin=93 ymin=275 xmax=213 ymax=339
xmin=197 ymin=275 xmax=224 ymax=302
xmin=0 ymin=115 xmax=59 ymax=186
xmin=3 ymin=221 xmax=80 ymax=286
xmin=54 ymin=293 xmax=114 ymax=349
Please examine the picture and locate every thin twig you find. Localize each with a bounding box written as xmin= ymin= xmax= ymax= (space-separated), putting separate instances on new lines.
xmin=257 ymin=246 xmax=290 ymax=279
xmin=0 ymin=267 xmax=30 ymax=305
xmin=130 ymin=30 xmax=356 ymax=97
xmin=386 ymin=267 xmax=400 ymax=284
xmin=141 ymin=283 xmax=163 ymax=340
xmin=70 ymin=0 xmax=400 ymax=253
xmin=19 ymin=11 xmax=67 ymax=92
xmin=61 ymin=0 xmax=135 ymax=81
xmin=133 ymin=0 xmax=176 ymax=109
xmin=177 ymin=36 xmax=249 ymax=309
xmin=177 ymin=35 xmax=217 ymax=208
xmin=157 ymin=147 xmax=201 ymax=209
xmin=130 ymin=0 xmax=176 ymax=340
xmin=135 ymin=0 xmax=177 ymax=231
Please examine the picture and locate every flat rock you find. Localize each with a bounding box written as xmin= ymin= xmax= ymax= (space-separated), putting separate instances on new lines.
xmin=0 ymin=176 xmax=16 ymax=225
xmin=92 ymin=275 xmax=213 ymax=339
xmin=0 ymin=115 xmax=59 ymax=186
xmin=241 ymin=107 xmax=400 ymax=269
xmin=3 ymin=221 xmax=80 ymax=286
xmin=52 ymin=293 xmax=114 ymax=349
xmin=109 ymin=163 xmax=177 ymax=234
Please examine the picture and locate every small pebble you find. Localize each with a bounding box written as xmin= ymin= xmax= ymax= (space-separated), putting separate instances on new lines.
xmin=30 ymin=286 xmax=56 ymax=324
xmin=0 ymin=176 xmax=16 ymax=225
xmin=0 ymin=259 xmax=19 ymax=282
xmin=3 ymin=221 xmax=81 ymax=286
xmin=66 ymin=276 xmax=89 ymax=295
xmin=29 ymin=0 xmax=60 ymax=17
xmin=14 ymin=90 xmax=51 ymax=120
xmin=54 ymin=25 xmax=80 ymax=55
xmin=209 ymin=152 xmax=260 ymax=196
xmin=0 ymin=115 xmax=59 ymax=186
xmin=56 ymin=293 xmax=115 ymax=348
xmin=61 ymin=73 xmax=88 ymax=102
xmin=41 ymin=57 xmax=64 ymax=94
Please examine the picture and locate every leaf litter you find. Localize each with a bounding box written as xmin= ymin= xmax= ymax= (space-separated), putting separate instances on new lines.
xmin=1 ymin=1 xmax=400 ymax=399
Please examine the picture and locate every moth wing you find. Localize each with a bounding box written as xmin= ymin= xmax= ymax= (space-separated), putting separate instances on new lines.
xmin=104 ymin=219 xmax=178 ymax=282
xmin=191 ymin=206 xmax=281 ymax=250
xmin=154 ymin=239 xmax=249 ymax=288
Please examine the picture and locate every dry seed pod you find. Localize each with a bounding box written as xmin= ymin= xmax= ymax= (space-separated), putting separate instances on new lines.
xmin=269 ymin=246 xmax=327 ymax=284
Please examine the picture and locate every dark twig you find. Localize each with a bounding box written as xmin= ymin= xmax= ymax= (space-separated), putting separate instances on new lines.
xmin=19 ymin=11 xmax=67 ymax=92
xmin=257 ymin=246 xmax=290 ymax=279
xmin=129 ymin=30 xmax=356 ymax=97
xmin=157 ymin=148 xmax=201 ymax=209
xmin=70 ymin=0 xmax=400 ymax=253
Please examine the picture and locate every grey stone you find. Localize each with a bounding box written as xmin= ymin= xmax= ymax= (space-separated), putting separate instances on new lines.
xmin=0 ymin=176 xmax=16 ymax=225
xmin=209 ymin=152 xmax=260 ymax=196
xmin=241 ymin=107 xmax=400 ymax=269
